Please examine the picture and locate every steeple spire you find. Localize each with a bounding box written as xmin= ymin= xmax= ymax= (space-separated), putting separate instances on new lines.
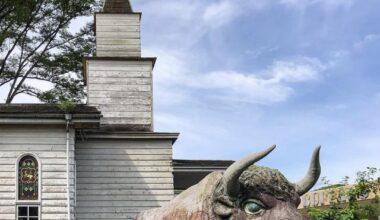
xmin=103 ymin=0 xmax=133 ymax=13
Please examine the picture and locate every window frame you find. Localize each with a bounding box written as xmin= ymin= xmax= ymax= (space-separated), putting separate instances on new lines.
xmin=15 ymin=153 xmax=42 ymax=204
xmin=16 ymin=204 xmax=41 ymax=220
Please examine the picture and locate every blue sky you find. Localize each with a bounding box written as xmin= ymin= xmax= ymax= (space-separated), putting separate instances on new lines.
xmin=1 ymin=0 xmax=379 ymax=185
xmin=131 ymin=0 xmax=380 ymax=184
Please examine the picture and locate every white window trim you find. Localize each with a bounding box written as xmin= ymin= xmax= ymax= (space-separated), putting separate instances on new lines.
xmin=15 ymin=153 xmax=42 ymax=204
xmin=16 ymin=204 xmax=41 ymax=220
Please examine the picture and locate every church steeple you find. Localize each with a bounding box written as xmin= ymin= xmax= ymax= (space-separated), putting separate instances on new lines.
xmin=86 ymin=0 xmax=155 ymax=130
xmin=103 ymin=0 xmax=133 ymax=13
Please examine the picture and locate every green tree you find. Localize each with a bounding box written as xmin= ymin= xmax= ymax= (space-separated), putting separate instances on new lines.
xmin=308 ymin=167 xmax=380 ymax=220
xmin=0 ymin=0 xmax=101 ymax=103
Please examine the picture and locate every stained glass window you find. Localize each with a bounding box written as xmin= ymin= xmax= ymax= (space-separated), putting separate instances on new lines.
xmin=18 ymin=156 xmax=39 ymax=200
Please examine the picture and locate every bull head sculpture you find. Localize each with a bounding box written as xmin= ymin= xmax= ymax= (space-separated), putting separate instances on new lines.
xmin=136 ymin=145 xmax=321 ymax=220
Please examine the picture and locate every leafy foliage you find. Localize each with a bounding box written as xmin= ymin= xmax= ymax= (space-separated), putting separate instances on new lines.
xmin=307 ymin=168 xmax=380 ymax=220
xmin=0 ymin=0 xmax=101 ymax=103
xmin=58 ymin=100 xmax=76 ymax=113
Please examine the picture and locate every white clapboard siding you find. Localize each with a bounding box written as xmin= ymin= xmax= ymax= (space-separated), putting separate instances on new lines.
xmin=89 ymin=97 xmax=151 ymax=105
xmin=76 ymin=148 xmax=171 ymax=155
xmin=76 ymin=200 xmax=168 ymax=208
xmin=97 ymin=38 xmax=140 ymax=45
xmin=0 ymin=214 xmax=14 ymax=220
xmin=96 ymin=13 xmax=141 ymax=57
xmin=96 ymin=51 xmax=141 ymax=57
xmin=87 ymin=60 xmax=153 ymax=128
xmin=97 ymin=32 xmax=139 ymax=38
xmin=89 ymin=91 xmax=152 ymax=98
xmin=75 ymin=139 xmax=174 ymax=220
xmin=89 ymin=77 xmax=151 ymax=85
xmin=87 ymin=61 xmax=152 ymax=70
xmin=76 ymin=183 xmax=173 ymax=190
xmin=0 ymin=206 xmax=14 ymax=213
xmin=89 ymin=71 xmax=151 ymax=78
xmin=96 ymin=44 xmax=141 ymax=51
xmin=101 ymin=117 xmax=152 ymax=125
xmin=0 ymin=125 xmax=75 ymax=220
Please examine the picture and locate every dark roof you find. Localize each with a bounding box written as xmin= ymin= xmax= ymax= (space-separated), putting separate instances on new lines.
xmin=173 ymin=159 xmax=234 ymax=168
xmin=77 ymin=129 xmax=179 ymax=142
xmin=103 ymin=0 xmax=133 ymax=13
xmin=173 ymin=159 xmax=234 ymax=192
xmin=0 ymin=104 xmax=100 ymax=114
xmin=0 ymin=104 xmax=101 ymax=128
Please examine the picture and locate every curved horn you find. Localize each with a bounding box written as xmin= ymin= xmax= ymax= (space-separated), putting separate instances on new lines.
xmin=222 ymin=145 xmax=276 ymax=199
xmin=295 ymin=146 xmax=322 ymax=196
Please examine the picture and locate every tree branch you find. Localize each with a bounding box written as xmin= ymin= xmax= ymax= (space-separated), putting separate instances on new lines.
xmin=0 ymin=78 xmax=12 ymax=87
xmin=0 ymin=0 xmax=44 ymax=77
xmin=47 ymin=30 xmax=89 ymax=50
xmin=6 ymin=21 xmax=65 ymax=103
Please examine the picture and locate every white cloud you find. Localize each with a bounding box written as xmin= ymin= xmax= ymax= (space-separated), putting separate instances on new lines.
xmin=270 ymin=57 xmax=325 ymax=83
xmin=191 ymin=71 xmax=292 ymax=104
xmin=150 ymin=48 xmax=326 ymax=106
xmin=202 ymin=0 xmax=241 ymax=28
xmin=279 ymin=0 xmax=355 ymax=10
xmin=192 ymin=57 xmax=325 ymax=104
xmin=137 ymin=0 xmax=263 ymax=31
xmin=137 ymin=0 xmax=201 ymax=21
xmin=354 ymin=34 xmax=380 ymax=49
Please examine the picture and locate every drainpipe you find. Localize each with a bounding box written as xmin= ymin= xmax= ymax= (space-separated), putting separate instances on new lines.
xmin=65 ymin=114 xmax=72 ymax=220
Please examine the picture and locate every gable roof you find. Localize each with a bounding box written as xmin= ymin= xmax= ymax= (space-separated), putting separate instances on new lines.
xmin=103 ymin=0 xmax=133 ymax=13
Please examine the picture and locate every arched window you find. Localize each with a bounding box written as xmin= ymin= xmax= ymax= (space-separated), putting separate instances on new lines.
xmin=18 ymin=155 xmax=39 ymax=200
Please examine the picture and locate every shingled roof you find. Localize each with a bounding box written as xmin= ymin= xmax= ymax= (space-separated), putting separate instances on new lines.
xmin=0 ymin=104 xmax=102 ymax=128
xmin=0 ymin=104 xmax=101 ymax=121
xmin=0 ymin=104 xmax=100 ymax=114
xmin=103 ymin=0 xmax=133 ymax=13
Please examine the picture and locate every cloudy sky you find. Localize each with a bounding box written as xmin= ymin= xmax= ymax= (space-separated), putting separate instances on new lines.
xmin=131 ymin=0 xmax=380 ymax=184
xmin=3 ymin=0 xmax=380 ymax=185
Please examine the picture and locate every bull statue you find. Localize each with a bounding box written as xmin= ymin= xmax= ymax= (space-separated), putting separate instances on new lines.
xmin=136 ymin=145 xmax=321 ymax=220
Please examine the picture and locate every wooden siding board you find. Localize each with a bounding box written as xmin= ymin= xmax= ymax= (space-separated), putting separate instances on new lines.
xmin=89 ymin=77 xmax=151 ymax=85
xmin=96 ymin=26 xmax=140 ymax=32
xmin=88 ymin=64 xmax=151 ymax=71
xmin=75 ymin=148 xmax=171 ymax=155
xmin=76 ymin=140 xmax=171 ymax=148
xmin=76 ymin=183 xmax=173 ymax=190
xmin=75 ymin=139 xmax=174 ymax=220
xmin=96 ymin=14 xmax=141 ymax=20
xmin=96 ymin=51 xmax=141 ymax=57
xmin=96 ymin=20 xmax=140 ymax=26
xmin=88 ymin=71 xmax=150 ymax=78
xmin=89 ymin=97 xmax=151 ymax=105
xmin=96 ymin=38 xmax=140 ymax=45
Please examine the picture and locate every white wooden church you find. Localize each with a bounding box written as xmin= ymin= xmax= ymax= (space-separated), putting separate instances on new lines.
xmin=0 ymin=0 xmax=232 ymax=219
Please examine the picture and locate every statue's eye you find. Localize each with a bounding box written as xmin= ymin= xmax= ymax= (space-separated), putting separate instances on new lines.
xmin=243 ymin=200 xmax=265 ymax=215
